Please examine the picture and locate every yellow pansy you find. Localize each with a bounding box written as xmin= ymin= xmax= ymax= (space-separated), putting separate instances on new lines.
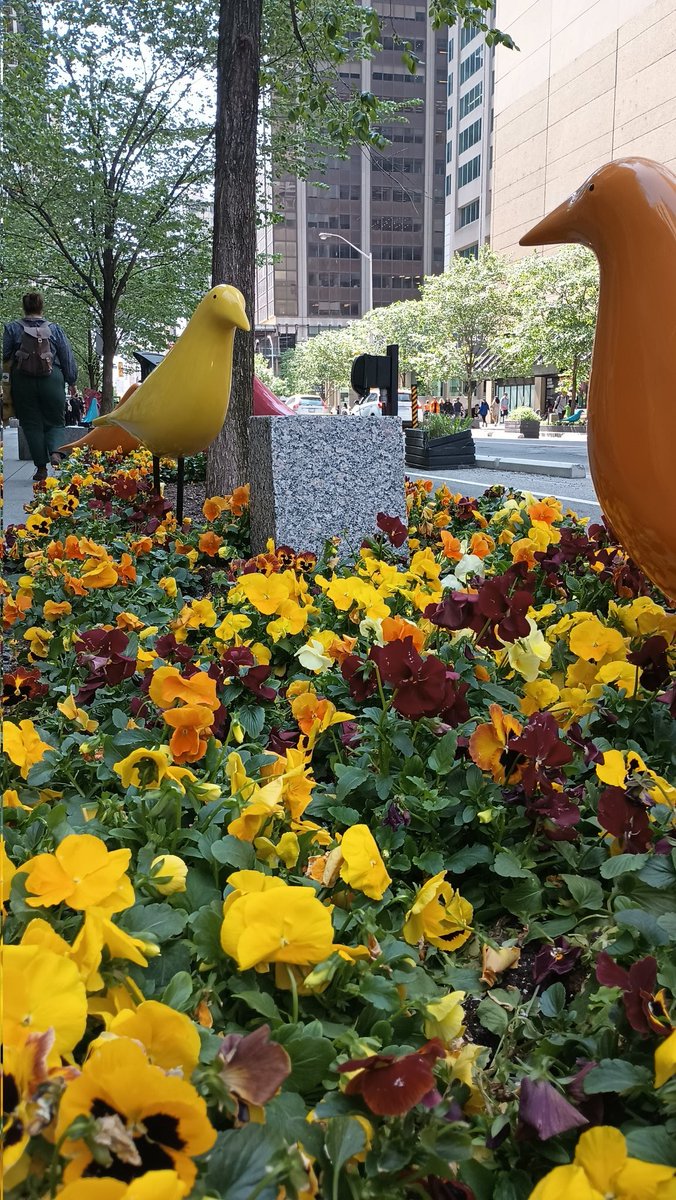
xmin=655 ymin=1029 xmax=676 ymax=1088
xmin=423 ymin=991 xmax=466 ymax=1044
xmin=3 ymin=944 xmax=87 ymax=1057
xmin=151 ymin=854 xmax=188 ymax=895
xmin=338 ymin=824 xmax=391 ymax=901
xmin=234 ymin=572 xmax=293 ymax=615
xmin=20 ymin=833 xmax=134 ymax=913
xmin=214 ymin=612 xmax=252 ymax=643
xmin=499 ymin=617 xmax=551 ymax=682
xmin=596 ymin=660 xmax=639 ymax=693
xmin=255 ymin=831 xmax=300 ymax=869
xmin=158 ymin=576 xmax=179 ymax=597
xmin=529 ymin=1126 xmax=674 ymax=1200
xmin=57 ymin=693 xmax=99 ymax=733
xmin=403 ymin=872 xmax=473 ymax=952
xmin=520 ymin=679 xmax=561 ymax=716
xmin=221 ymin=877 xmax=334 ymax=970
xmin=569 ymin=616 xmax=627 ymax=663
xmin=113 ymin=747 xmax=196 ymax=792
xmin=3 ymin=720 xmax=53 ymax=779
xmin=106 ymin=1000 xmax=201 ymax=1077
xmin=23 ymin=625 xmax=53 ymax=659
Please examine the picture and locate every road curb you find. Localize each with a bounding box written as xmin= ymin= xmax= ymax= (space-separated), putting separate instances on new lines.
xmin=475 ymin=455 xmax=586 ymax=479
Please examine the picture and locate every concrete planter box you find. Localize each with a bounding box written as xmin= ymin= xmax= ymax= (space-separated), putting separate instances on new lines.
xmin=405 ymin=427 xmax=476 ymax=470
xmin=18 ymin=425 xmax=86 ymax=461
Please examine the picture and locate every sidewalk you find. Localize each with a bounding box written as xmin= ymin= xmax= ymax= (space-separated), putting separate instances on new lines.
xmin=472 ymin=426 xmax=587 ymax=442
xmin=3 ymin=426 xmax=38 ymax=528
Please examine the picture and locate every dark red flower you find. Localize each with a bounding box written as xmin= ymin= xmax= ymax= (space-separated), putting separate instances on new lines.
xmin=597 ymin=786 xmax=652 ymax=853
xmin=518 ymin=1078 xmax=587 ymax=1140
xmin=509 ymin=713 xmax=573 ymax=798
xmin=370 ymin=639 xmax=448 ymax=719
xmin=423 ymin=1180 xmax=476 ymax=1200
xmin=425 ymin=592 xmax=479 ymax=632
xmin=221 ymin=646 xmax=256 ymax=675
xmin=240 ymin=665 xmax=276 ymax=702
xmin=383 ymin=801 xmax=411 ymax=830
xmin=532 ymin=937 xmax=581 ymax=986
xmin=267 ymin=726 xmax=300 ymax=754
xmin=595 ymin=953 xmax=673 ymax=1036
xmin=376 ymin=512 xmax=408 ymax=547
xmin=295 ymin=550 xmax=317 ymax=573
xmin=439 ymin=671 xmax=470 ymax=727
xmin=74 ymin=627 xmax=136 ymax=702
xmin=338 ymin=1040 xmax=445 ymax=1116
xmin=341 ymin=655 xmax=377 ymax=703
xmin=276 ymin=545 xmax=297 ymax=568
xmin=658 ymin=681 xmax=676 ymax=718
xmin=155 ymin=633 xmax=194 ymax=664
xmin=628 ymin=636 xmax=671 ymax=691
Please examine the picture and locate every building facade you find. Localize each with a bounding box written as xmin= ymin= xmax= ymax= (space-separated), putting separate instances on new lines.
xmin=255 ymin=2 xmax=451 ymax=358
xmin=443 ymin=19 xmax=494 ymax=261
xmin=491 ymin=0 xmax=676 ymax=258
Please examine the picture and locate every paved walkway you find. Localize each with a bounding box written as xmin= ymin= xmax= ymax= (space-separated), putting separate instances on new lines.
xmin=3 ymin=426 xmax=38 ymax=528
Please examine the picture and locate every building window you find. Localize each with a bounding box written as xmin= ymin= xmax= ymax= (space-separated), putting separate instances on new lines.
xmin=446 ymin=141 xmax=452 ymax=163
xmin=460 ymin=23 xmax=479 ymax=49
xmin=446 ymin=72 xmax=454 ymax=96
xmin=447 ymin=36 xmax=454 ymax=56
xmin=459 ymin=81 xmax=482 ymax=118
xmin=458 ymin=243 xmax=478 ymax=259
xmin=458 ymin=199 xmax=479 ymax=228
xmin=458 ymin=117 xmax=482 ymax=154
xmin=445 ymin=175 xmax=453 ymax=196
xmin=459 ymin=48 xmax=482 ymax=84
xmin=447 ymin=106 xmax=453 ymax=129
xmin=457 ymin=154 xmax=480 ymax=188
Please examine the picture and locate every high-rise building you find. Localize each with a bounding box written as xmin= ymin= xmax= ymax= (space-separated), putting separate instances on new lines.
xmin=491 ymin=0 xmax=676 ymax=258
xmin=255 ymin=2 xmax=449 ymax=358
xmin=443 ymin=17 xmax=494 ymax=262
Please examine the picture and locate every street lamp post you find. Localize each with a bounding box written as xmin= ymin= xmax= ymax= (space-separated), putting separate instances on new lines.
xmin=318 ymin=232 xmax=373 ymax=316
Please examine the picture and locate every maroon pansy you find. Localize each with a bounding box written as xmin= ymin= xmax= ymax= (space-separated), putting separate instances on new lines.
xmin=628 ymin=636 xmax=671 ymax=691
xmin=595 ymin=952 xmax=673 ymax=1036
xmin=74 ymin=627 xmax=136 ymax=702
xmin=240 ymin=664 xmax=276 ymax=702
xmin=376 ymin=512 xmax=408 ymax=547
xmin=3 ymin=668 xmax=48 ymax=707
xmin=268 ymin=726 xmax=300 ymax=754
xmin=597 ymin=786 xmax=652 ymax=854
xmin=338 ymin=1040 xmax=445 ymax=1116
xmin=341 ymin=655 xmax=377 ymax=704
xmin=370 ymin=639 xmax=448 ymax=719
xmin=532 ymin=937 xmax=581 ymax=986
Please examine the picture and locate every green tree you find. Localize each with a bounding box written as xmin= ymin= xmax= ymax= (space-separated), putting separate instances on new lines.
xmin=2 ymin=0 xmax=214 ymax=412
xmin=283 ymin=325 xmax=363 ymax=399
xmin=507 ymin=247 xmax=599 ymax=402
xmin=416 ymin=247 xmax=516 ymax=410
xmin=209 ymin=0 xmax=516 ymax=490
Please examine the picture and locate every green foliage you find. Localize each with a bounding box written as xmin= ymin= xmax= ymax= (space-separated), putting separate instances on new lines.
xmin=509 ymin=406 xmax=541 ymax=424
xmin=424 ymin=412 xmax=472 ymax=438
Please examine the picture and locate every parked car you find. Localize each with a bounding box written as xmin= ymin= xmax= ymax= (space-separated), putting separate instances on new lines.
xmin=351 ymin=389 xmax=412 ymax=425
xmin=290 ymin=394 xmax=328 ymax=416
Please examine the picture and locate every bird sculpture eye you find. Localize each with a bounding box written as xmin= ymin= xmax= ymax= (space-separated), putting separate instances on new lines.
xmin=588 ymin=184 xmax=595 ymax=192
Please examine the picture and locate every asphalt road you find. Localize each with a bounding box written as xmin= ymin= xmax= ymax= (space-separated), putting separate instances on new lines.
xmin=474 ymin=431 xmax=590 ymax=466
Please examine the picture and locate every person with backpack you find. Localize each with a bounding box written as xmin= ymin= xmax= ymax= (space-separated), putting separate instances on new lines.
xmin=3 ymin=291 xmax=78 ymax=481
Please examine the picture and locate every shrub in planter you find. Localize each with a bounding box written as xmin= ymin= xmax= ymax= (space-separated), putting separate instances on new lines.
xmin=506 ymin=405 xmax=541 ymax=439
xmin=405 ymin=412 xmax=476 ymax=469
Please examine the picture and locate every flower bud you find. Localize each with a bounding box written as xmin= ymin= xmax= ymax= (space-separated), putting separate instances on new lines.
xmin=151 ymin=853 xmax=188 ymax=895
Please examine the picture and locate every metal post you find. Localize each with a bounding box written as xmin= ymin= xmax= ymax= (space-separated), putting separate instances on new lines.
xmin=410 ymin=381 xmax=419 ymax=428
xmin=385 ymin=344 xmax=399 ymax=416
xmin=152 ymin=455 xmax=161 ymax=496
xmin=176 ymin=457 xmax=185 ymax=524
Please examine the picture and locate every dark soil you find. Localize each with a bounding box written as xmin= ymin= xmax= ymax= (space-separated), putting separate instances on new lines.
xmin=163 ymin=481 xmax=206 ymax=524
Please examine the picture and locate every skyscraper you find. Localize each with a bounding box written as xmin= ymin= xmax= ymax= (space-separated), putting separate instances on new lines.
xmin=255 ymin=2 xmax=449 ymax=358
xmin=443 ymin=18 xmax=494 ymax=262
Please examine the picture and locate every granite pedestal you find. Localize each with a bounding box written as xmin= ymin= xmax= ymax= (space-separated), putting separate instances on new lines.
xmin=18 ymin=424 xmax=86 ymax=460
xmin=249 ymin=415 xmax=406 ymax=555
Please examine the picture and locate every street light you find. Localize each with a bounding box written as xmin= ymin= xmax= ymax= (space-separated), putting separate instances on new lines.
xmin=318 ymin=231 xmax=373 ymax=315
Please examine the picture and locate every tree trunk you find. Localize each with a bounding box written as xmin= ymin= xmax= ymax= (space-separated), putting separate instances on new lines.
xmin=571 ymin=354 xmax=578 ymax=410
xmin=206 ymin=0 xmax=262 ymax=496
xmin=100 ymin=255 xmax=116 ymax=414
xmin=86 ymin=328 xmax=99 ymax=390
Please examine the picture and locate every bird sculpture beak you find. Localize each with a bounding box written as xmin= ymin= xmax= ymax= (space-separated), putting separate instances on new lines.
xmin=520 ymin=194 xmax=578 ymax=247
xmin=233 ymin=303 xmax=251 ymax=333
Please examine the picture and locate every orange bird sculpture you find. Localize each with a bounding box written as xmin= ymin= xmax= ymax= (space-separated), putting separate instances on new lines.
xmin=521 ymin=157 xmax=676 ymax=603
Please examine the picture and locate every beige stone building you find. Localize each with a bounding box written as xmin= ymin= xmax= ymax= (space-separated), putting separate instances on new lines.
xmin=491 ymin=0 xmax=676 ymax=257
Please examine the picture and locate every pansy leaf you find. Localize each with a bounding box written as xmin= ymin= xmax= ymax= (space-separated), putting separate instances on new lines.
xmin=121 ymin=902 xmax=187 ymax=940
xmin=539 ymin=983 xmax=566 ymax=1018
xmin=236 ymin=705 xmax=266 ymax=740
xmin=360 ymin=975 xmax=401 ymax=1012
xmin=600 ymin=853 xmax=649 ymax=879
xmin=447 ymin=845 xmax=493 ymax=873
xmin=334 ymin=766 xmax=371 ymax=803
xmin=615 ymin=909 xmax=670 ymax=945
xmin=204 ymin=1126 xmax=279 ymax=1199
xmin=477 ymin=998 xmax=510 ymax=1035
xmin=325 ymin=1115 xmax=366 ymax=1177
xmin=277 ymin=1026 xmax=336 ymax=1094
xmin=234 ymin=989 xmax=282 ymax=1023
xmin=493 ymin=851 xmax=533 ymax=879
xmin=428 ymin=731 xmax=457 ymax=774
xmin=161 ymin=970 xmax=193 ymax=1011
xmin=625 ymin=1125 xmax=676 ymax=1167
xmin=583 ymin=1060 xmax=652 ymax=1094
xmin=562 ymin=875 xmax=603 ymax=910
xmin=211 ymin=836 xmax=256 ymax=869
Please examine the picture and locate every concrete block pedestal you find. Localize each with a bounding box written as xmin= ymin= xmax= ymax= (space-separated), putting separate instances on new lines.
xmin=249 ymin=415 xmax=406 ymax=555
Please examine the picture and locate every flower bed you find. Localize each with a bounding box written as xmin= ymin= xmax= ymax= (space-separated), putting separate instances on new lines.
xmin=2 ymin=449 xmax=676 ymax=1200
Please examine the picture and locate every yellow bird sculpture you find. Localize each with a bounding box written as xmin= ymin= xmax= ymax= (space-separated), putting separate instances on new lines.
xmin=92 ymin=285 xmax=250 ymax=457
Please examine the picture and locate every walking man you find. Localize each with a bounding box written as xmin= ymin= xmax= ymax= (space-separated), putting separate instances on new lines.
xmin=3 ymin=291 xmax=78 ymax=481
xmin=479 ymin=398 xmax=489 ymax=427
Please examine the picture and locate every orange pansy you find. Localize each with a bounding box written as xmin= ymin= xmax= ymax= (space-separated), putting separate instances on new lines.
xmin=469 ymin=703 xmax=523 ymax=784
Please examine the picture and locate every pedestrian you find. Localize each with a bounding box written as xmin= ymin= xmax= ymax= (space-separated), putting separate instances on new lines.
xmin=491 ymin=396 xmax=500 ymax=425
xmin=3 ymin=291 xmax=78 ymax=481
xmin=500 ymin=393 xmax=509 ymax=422
xmin=453 ymin=399 xmax=462 ymax=417
xmin=479 ymin=398 xmax=489 ymax=427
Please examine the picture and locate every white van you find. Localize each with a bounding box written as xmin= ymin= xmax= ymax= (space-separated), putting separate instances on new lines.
xmin=351 ymin=389 xmax=412 ymax=425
